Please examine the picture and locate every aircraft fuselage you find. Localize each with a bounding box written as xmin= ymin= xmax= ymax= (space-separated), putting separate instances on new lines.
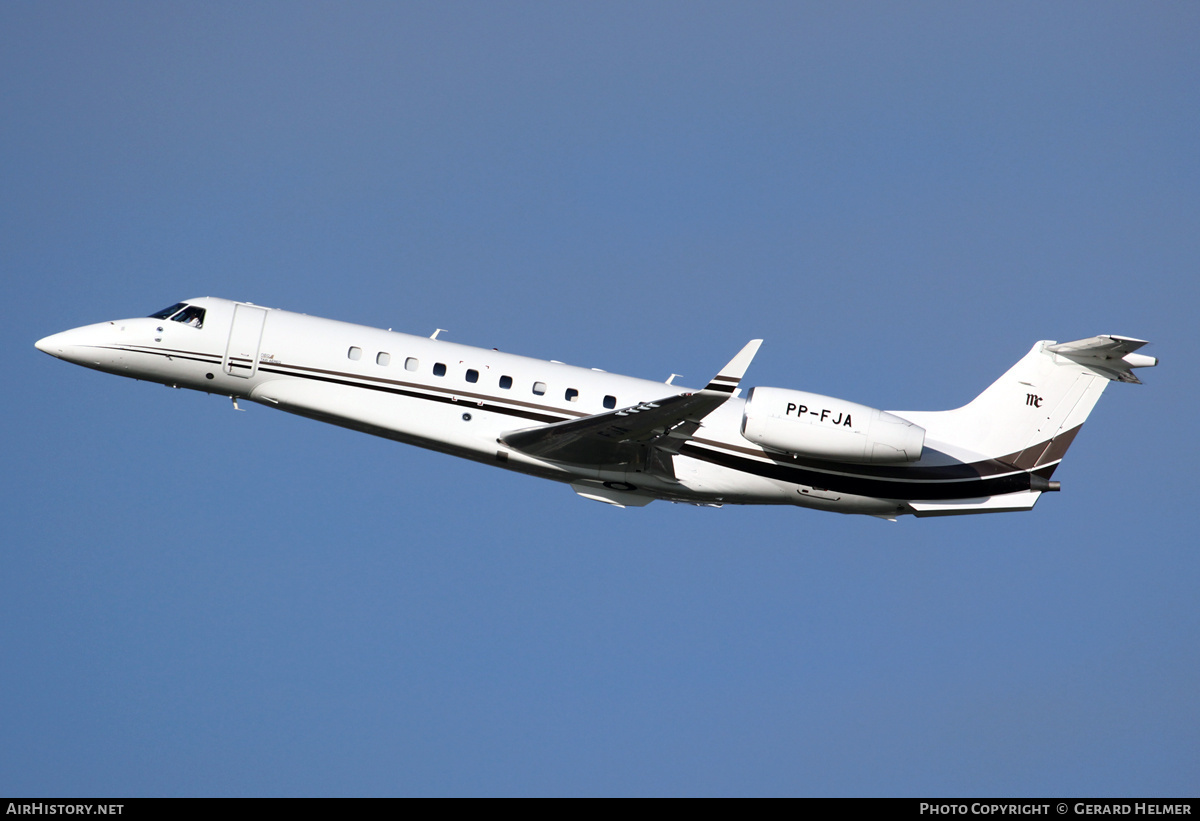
xmin=36 ymin=297 xmax=1155 ymax=517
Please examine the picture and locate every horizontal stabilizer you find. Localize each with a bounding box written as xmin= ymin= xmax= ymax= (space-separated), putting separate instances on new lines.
xmin=1046 ymin=335 xmax=1157 ymax=384
xmin=909 ymin=491 xmax=1042 ymax=517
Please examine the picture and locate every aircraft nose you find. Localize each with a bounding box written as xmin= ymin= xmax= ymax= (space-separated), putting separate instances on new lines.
xmin=35 ymin=324 xmax=110 ymax=363
xmin=35 ymin=331 xmax=70 ymax=357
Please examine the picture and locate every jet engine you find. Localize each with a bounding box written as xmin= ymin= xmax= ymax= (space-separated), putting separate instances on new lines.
xmin=740 ymin=387 xmax=925 ymax=463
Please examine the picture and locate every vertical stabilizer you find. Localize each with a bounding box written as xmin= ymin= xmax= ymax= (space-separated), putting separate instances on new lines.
xmin=896 ymin=336 xmax=1155 ymax=471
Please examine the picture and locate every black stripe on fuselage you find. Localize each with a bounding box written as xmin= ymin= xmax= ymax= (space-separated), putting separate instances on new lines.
xmin=264 ymin=359 xmax=592 ymax=420
xmin=106 ymin=344 xmax=574 ymax=424
xmin=100 ymin=344 xmax=224 ymax=367
xmin=679 ymin=443 xmax=1038 ymax=500
xmin=687 ymin=428 xmax=1081 ymax=482
xmin=255 ymin=363 xmax=567 ymax=424
xmin=113 ymin=344 xmax=1062 ymax=499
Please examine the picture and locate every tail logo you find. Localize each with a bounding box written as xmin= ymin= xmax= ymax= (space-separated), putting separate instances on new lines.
xmin=1025 ymin=393 xmax=1044 ymax=408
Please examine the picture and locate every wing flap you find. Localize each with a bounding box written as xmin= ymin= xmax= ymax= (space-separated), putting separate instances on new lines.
xmin=502 ymin=391 xmax=723 ymax=464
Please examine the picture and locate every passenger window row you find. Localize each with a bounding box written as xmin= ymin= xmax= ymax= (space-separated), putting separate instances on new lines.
xmin=347 ymin=346 xmax=616 ymax=409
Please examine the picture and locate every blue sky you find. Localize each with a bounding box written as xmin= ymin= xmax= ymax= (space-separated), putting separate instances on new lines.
xmin=3 ymin=2 xmax=1197 ymax=796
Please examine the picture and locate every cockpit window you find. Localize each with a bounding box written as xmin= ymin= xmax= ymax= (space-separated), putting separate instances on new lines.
xmin=172 ymin=306 xmax=205 ymax=328
xmin=149 ymin=303 xmax=187 ymax=320
xmin=147 ymin=303 xmax=204 ymax=328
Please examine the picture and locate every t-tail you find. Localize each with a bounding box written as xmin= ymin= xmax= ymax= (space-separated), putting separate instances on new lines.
xmin=895 ymin=335 xmax=1156 ymax=516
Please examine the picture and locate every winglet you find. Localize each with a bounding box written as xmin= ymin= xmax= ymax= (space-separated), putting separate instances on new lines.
xmin=704 ymin=339 xmax=763 ymax=394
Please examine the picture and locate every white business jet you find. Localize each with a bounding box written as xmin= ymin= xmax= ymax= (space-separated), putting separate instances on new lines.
xmin=36 ymin=298 xmax=1156 ymax=518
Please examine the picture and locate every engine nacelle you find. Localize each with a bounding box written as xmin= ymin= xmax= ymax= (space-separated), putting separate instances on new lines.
xmin=740 ymin=387 xmax=925 ymax=463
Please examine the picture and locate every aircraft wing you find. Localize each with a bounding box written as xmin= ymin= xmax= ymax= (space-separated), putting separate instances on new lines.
xmin=501 ymin=340 xmax=762 ymax=466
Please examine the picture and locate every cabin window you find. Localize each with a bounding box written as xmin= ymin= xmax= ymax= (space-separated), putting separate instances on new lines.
xmin=377 ymin=352 xmax=391 ymax=366
xmin=348 ymin=347 xmax=362 ymax=361
xmin=565 ymin=388 xmax=579 ymax=402
xmin=499 ymin=375 xmax=513 ymax=390
xmin=405 ymin=357 xmax=418 ymax=371
xmin=532 ymin=381 xmax=547 ymax=396
xmin=603 ymin=395 xmax=617 ymax=409
xmin=433 ymin=362 xmax=447 ymax=377
xmin=465 ymin=369 xmax=479 ymax=383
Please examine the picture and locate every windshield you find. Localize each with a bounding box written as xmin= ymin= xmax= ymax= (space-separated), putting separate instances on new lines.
xmin=173 ymin=305 xmax=205 ymax=328
xmin=147 ymin=302 xmax=205 ymax=329
xmin=148 ymin=303 xmax=187 ymax=320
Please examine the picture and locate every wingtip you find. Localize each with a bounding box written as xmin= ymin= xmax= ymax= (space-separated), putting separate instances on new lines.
xmin=704 ymin=339 xmax=763 ymax=393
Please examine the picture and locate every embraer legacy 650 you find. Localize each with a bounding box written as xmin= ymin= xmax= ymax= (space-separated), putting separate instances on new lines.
xmin=36 ymin=298 xmax=1156 ymax=518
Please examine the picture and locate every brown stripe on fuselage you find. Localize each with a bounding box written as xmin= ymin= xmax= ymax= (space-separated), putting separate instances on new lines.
xmin=1000 ymin=425 xmax=1084 ymax=471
